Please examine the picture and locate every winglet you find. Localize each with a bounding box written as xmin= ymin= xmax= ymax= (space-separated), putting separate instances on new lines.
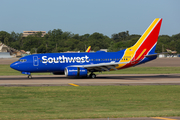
xmin=86 ymin=46 xmax=91 ymax=52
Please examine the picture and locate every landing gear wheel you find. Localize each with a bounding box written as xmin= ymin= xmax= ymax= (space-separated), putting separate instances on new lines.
xmin=89 ymin=73 xmax=96 ymax=78
xmin=28 ymin=75 xmax=32 ymax=79
xmin=91 ymin=74 xmax=96 ymax=78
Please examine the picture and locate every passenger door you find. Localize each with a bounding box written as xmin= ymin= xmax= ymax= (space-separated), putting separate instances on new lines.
xmin=33 ymin=56 xmax=39 ymax=66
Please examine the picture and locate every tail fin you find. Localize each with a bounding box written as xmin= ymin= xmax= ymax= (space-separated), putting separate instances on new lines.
xmin=117 ymin=18 xmax=162 ymax=69
xmin=126 ymin=18 xmax=162 ymax=61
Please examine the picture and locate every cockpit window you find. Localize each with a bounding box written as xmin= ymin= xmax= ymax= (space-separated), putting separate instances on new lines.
xmin=18 ymin=59 xmax=27 ymax=62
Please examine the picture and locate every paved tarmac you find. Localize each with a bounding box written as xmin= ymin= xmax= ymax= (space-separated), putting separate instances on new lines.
xmin=0 ymin=74 xmax=180 ymax=86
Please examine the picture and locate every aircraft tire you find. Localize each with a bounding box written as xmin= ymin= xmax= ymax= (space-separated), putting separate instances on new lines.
xmin=91 ymin=74 xmax=96 ymax=79
xmin=28 ymin=75 xmax=32 ymax=79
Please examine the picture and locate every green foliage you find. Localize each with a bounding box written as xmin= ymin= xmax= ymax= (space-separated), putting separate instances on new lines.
xmin=0 ymin=30 xmax=180 ymax=53
xmin=155 ymin=34 xmax=180 ymax=53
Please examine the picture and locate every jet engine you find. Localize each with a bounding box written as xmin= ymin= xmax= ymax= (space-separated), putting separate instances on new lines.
xmin=64 ymin=67 xmax=87 ymax=77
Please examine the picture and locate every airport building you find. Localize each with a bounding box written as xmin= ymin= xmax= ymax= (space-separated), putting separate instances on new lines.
xmin=23 ymin=31 xmax=46 ymax=37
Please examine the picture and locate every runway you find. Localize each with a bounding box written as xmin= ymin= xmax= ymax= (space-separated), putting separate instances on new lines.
xmin=0 ymin=74 xmax=180 ymax=86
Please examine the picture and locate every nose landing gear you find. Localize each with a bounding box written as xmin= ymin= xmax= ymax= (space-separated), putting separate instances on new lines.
xmin=28 ymin=74 xmax=32 ymax=79
xmin=21 ymin=72 xmax=32 ymax=79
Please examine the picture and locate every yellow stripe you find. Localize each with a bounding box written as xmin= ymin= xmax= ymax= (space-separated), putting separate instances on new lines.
xmin=151 ymin=117 xmax=178 ymax=120
xmin=136 ymin=49 xmax=146 ymax=60
xmin=68 ymin=83 xmax=79 ymax=87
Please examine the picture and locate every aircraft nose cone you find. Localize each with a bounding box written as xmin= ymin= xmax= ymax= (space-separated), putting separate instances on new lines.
xmin=10 ymin=62 xmax=18 ymax=70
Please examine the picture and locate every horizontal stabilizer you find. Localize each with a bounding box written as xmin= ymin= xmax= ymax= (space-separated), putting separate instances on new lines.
xmin=145 ymin=52 xmax=168 ymax=57
xmin=145 ymin=54 xmax=158 ymax=57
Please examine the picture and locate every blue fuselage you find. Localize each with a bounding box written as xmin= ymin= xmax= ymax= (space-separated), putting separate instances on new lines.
xmin=10 ymin=50 xmax=128 ymax=73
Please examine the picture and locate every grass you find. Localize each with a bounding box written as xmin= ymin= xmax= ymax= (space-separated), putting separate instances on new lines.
xmin=0 ymin=64 xmax=180 ymax=76
xmin=0 ymin=86 xmax=180 ymax=119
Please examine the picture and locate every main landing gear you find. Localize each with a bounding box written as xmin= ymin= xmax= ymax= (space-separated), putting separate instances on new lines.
xmin=28 ymin=74 xmax=32 ymax=79
xmin=89 ymin=73 xmax=96 ymax=78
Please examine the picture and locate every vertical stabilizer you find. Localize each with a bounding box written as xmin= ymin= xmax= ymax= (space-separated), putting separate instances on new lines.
xmin=124 ymin=18 xmax=162 ymax=61
xmin=132 ymin=18 xmax=162 ymax=56
xmin=117 ymin=18 xmax=162 ymax=69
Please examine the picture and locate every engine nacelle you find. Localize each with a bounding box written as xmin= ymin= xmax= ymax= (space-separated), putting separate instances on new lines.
xmin=64 ymin=67 xmax=87 ymax=77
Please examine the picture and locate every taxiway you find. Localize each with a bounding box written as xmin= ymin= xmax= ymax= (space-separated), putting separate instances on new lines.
xmin=0 ymin=74 xmax=180 ymax=86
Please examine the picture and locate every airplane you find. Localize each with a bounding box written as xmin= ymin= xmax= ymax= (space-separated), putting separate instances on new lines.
xmin=10 ymin=18 xmax=162 ymax=79
xmin=166 ymin=49 xmax=177 ymax=57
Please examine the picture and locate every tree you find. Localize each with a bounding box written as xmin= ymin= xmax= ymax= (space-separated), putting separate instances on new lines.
xmin=111 ymin=31 xmax=129 ymax=42
xmin=0 ymin=29 xmax=179 ymax=54
xmin=0 ymin=31 xmax=10 ymax=44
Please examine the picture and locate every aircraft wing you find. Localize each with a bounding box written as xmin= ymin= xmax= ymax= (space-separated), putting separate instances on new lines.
xmin=69 ymin=62 xmax=129 ymax=72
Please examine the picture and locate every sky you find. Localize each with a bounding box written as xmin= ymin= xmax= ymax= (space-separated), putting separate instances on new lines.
xmin=0 ymin=0 xmax=179 ymax=37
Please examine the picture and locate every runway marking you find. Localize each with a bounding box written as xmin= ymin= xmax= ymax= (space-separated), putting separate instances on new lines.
xmin=68 ymin=83 xmax=79 ymax=87
xmin=151 ymin=117 xmax=178 ymax=120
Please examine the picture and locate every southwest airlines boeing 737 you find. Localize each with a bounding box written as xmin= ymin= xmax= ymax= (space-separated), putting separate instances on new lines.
xmin=10 ymin=18 xmax=162 ymax=79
